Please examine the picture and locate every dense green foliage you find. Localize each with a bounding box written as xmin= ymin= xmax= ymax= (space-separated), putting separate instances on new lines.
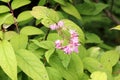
xmin=0 ymin=0 xmax=120 ymax=80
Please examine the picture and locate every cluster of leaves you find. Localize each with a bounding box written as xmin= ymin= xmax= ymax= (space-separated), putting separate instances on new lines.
xmin=0 ymin=0 xmax=120 ymax=80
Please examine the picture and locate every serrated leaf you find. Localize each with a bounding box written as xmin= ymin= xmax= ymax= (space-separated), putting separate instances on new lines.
xmin=45 ymin=49 xmax=55 ymax=63
xmin=31 ymin=6 xmax=60 ymax=27
xmin=0 ymin=40 xmax=17 ymax=80
xmin=111 ymin=25 xmax=120 ymax=30
xmin=61 ymin=19 xmax=85 ymax=44
xmin=17 ymin=11 xmax=33 ymax=22
xmin=16 ymin=49 xmax=49 ymax=80
xmin=100 ymin=50 xmax=119 ymax=67
xmin=0 ymin=0 xmax=10 ymax=3
xmin=32 ymin=40 xmax=55 ymax=49
xmin=20 ymin=26 xmax=44 ymax=35
xmin=89 ymin=71 xmax=107 ymax=80
xmin=46 ymin=67 xmax=62 ymax=80
xmin=0 ymin=5 xmax=10 ymax=13
xmin=61 ymin=2 xmax=82 ymax=20
xmin=53 ymin=0 xmax=66 ymax=5
xmin=11 ymin=0 xmax=31 ymax=9
xmin=10 ymin=34 xmax=28 ymax=51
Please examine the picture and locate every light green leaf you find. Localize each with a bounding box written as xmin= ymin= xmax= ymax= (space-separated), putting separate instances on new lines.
xmin=0 ymin=13 xmax=12 ymax=26
xmin=45 ymin=49 xmax=55 ymax=63
xmin=0 ymin=5 xmax=10 ymax=13
xmin=57 ymin=49 xmax=71 ymax=68
xmin=68 ymin=54 xmax=83 ymax=78
xmin=31 ymin=6 xmax=60 ymax=27
xmin=85 ymin=32 xmax=103 ymax=43
xmin=16 ymin=49 xmax=49 ymax=80
xmin=89 ymin=71 xmax=107 ymax=80
xmin=111 ymin=25 xmax=120 ymax=30
xmin=0 ymin=0 xmax=10 ymax=3
xmin=53 ymin=0 xmax=66 ymax=5
xmin=114 ymin=74 xmax=120 ymax=80
xmin=87 ymin=47 xmax=102 ymax=58
xmin=49 ymin=54 xmax=78 ymax=80
xmin=20 ymin=26 xmax=44 ymax=35
xmin=100 ymin=50 xmax=119 ymax=67
xmin=10 ymin=34 xmax=28 ymax=51
xmin=4 ymin=31 xmax=17 ymax=40
xmin=61 ymin=2 xmax=82 ymax=20
xmin=17 ymin=11 xmax=33 ymax=22
xmin=61 ymin=19 xmax=85 ymax=43
xmin=83 ymin=57 xmax=105 ymax=73
xmin=46 ymin=67 xmax=62 ymax=80
xmin=3 ymin=14 xmax=14 ymax=25
xmin=0 ymin=40 xmax=17 ymax=80
xmin=32 ymin=40 xmax=55 ymax=49
xmin=11 ymin=0 xmax=31 ymax=10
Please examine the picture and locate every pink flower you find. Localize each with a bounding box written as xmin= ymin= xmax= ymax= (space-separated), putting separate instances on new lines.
xmin=57 ymin=21 xmax=64 ymax=27
xmin=55 ymin=40 xmax=63 ymax=49
xmin=49 ymin=24 xmax=58 ymax=30
xmin=69 ymin=30 xmax=79 ymax=37
xmin=49 ymin=21 xmax=64 ymax=30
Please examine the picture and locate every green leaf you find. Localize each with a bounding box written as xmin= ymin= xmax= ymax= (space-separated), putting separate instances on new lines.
xmin=3 ymin=14 xmax=14 ymax=25
xmin=49 ymin=54 xmax=78 ymax=80
xmin=20 ymin=26 xmax=44 ymax=35
xmin=87 ymin=47 xmax=102 ymax=58
xmin=111 ymin=25 xmax=120 ymax=30
xmin=57 ymin=49 xmax=71 ymax=68
xmin=32 ymin=40 xmax=55 ymax=49
xmin=11 ymin=0 xmax=31 ymax=10
xmin=53 ymin=0 xmax=66 ymax=5
xmin=0 ymin=5 xmax=10 ymax=13
xmin=4 ymin=31 xmax=17 ymax=40
xmin=61 ymin=2 xmax=82 ymax=20
xmin=31 ymin=6 xmax=60 ymax=27
xmin=38 ymin=0 xmax=46 ymax=6
xmin=76 ymin=2 xmax=108 ymax=15
xmin=85 ymin=32 xmax=103 ymax=43
xmin=68 ymin=54 xmax=84 ymax=78
xmin=45 ymin=49 xmax=55 ymax=63
xmin=89 ymin=71 xmax=107 ymax=80
xmin=83 ymin=57 xmax=105 ymax=73
xmin=0 ymin=40 xmax=17 ymax=80
xmin=17 ymin=11 xmax=33 ymax=22
xmin=114 ymin=74 xmax=120 ymax=80
xmin=10 ymin=34 xmax=28 ymax=51
xmin=0 ymin=0 xmax=10 ymax=3
xmin=16 ymin=49 xmax=49 ymax=80
xmin=0 ymin=13 xmax=12 ymax=26
xmin=61 ymin=19 xmax=85 ymax=44
xmin=100 ymin=50 xmax=119 ymax=67
xmin=46 ymin=67 xmax=62 ymax=80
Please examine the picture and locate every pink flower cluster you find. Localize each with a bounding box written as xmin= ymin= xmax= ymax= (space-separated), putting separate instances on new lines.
xmin=49 ymin=21 xmax=64 ymax=30
xmin=49 ymin=21 xmax=80 ymax=54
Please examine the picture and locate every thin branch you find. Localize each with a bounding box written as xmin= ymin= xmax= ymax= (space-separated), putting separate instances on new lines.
xmin=7 ymin=2 xmax=20 ymax=33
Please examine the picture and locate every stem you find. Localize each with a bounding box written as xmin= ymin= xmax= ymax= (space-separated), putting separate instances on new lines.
xmin=7 ymin=2 xmax=20 ymax=33
xmin=44 ymin=28 xmax=50 ymax=40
